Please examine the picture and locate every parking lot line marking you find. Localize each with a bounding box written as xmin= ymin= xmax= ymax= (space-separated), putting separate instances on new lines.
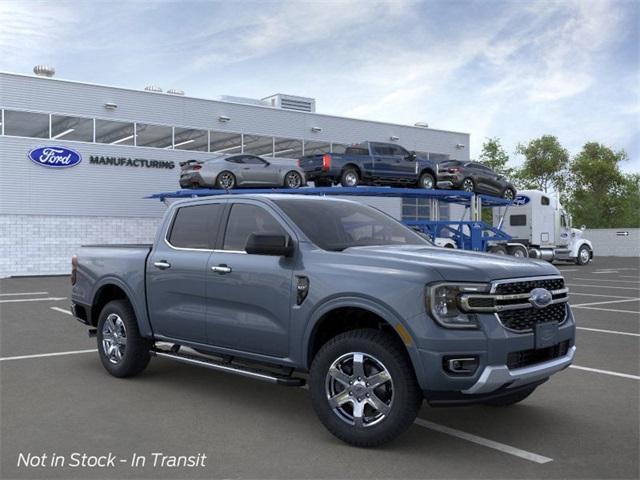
xmin=620 ymin=275 xmax=640 ymax=279
xmin=577 ymin=327 xmax=640 ymax=337
xmin=566 ymin=283 xmax=640 ymax=291
xmin=593 ymin=271 xmax=620 ymax=274
xmin=0 ymin=296 xmax=67 ymax=304
xmin=50 ymin=307 xmax=72 ymax=315
xmin=569 ymin=292 xmax=636 ymax=299
xmin=571 ymin=298 xmax=640 ymax=307
xmin=573 ymin=278 xmax=640 ymax=284
xmin=558 ymin=268 xmax=579 ymax=272
xmin=571 ymin=305 xmax=640 ymax=314
xmin=0 ymin=291 xmax=49 ymax=296
xmin=0 ymin=349 xmax=97 ymax=362
xmin=570 ymin=365 xmax=640 ymax=380
xmin=413 ymin=419 xmax=553 ymax=464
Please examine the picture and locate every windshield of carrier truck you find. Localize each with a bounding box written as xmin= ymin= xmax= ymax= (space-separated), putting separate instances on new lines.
xmin=273 ymin=198 xmax=429 ymax=251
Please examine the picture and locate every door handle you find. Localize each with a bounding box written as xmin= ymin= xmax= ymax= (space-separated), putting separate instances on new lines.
xmin=211 ymin=265 xmax=232 ymax=274
xmin=153 ymin=261 xmax=171 ymax=270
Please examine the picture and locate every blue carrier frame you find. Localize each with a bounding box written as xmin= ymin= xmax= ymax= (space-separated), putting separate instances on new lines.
xmin=148 ymin=186 xmax=512 ymax=252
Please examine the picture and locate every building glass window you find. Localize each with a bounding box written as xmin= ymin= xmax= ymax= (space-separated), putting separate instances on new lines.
xmin=173 ymin=127 xmax=208 ymax=151
xmin=95 ymin=119 xmax=135 ymax=145
xmin=51 ymin=114 xmax=93 ymax=142
xmin=243 ymin=134 xmax=274 ymax=156
xmin=273 ymin=137 xmax=303 ymax=159
xmin=210 ymin=131 xmax=243 ymax=154
xmin=303 ymin=141 xmax=331 ymax=155
xmin=135 ymin=123 xmax=173 ymax=148
xmin=402 ymin=198 xmax=431 ymax=221
xmin=3 ymin=110 xmax=49 ymax=138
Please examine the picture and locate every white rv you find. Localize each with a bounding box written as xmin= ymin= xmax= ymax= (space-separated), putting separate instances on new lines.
xmin=492 ymin=190 xmax=594 ymax=265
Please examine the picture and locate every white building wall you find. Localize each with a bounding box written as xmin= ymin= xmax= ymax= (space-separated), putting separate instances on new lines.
xmin=584 ymin=228 xmax=640 ymax=257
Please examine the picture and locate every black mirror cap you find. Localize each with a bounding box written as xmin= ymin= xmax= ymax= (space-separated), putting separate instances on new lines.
xmin=245 ymin=233 xmax=294 ymax=256
xmin=408 ymin=151 xmax=417 ymax=161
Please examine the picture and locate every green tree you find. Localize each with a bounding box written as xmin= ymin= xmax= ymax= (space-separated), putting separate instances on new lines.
xmin=565 ymin=142 xmax=638 ymax=228
xmin=515 ymin=135 xmax=569 ymax=192
xmin=479 ymin=137 xmax=513 ymax=176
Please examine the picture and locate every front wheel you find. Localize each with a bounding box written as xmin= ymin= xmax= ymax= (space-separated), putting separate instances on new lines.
xmin=503 ymin=188 xmax=516 ymax=201
xmin=97 ymin=300 xmax=152 ymax=378
xmin=418 ymin=172 xmax=435 ymax=189
xmin=284 ymin=170 xmax=303 ymax=189
xmin=461 ymin=177 xmax=475 ymax=192
xmin=576 ymin=245 xmax=591 ymax=265
xmin=309 ymin=329 xmax=422 ymax=447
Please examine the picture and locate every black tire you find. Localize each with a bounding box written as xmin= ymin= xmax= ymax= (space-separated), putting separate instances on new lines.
xmin=461 ymin=177 xmax=475 ymax=192
xmin=507 ymin=245 xmax=528 ymax=258
xmin=216 ymin=171 xmax=236 ymax=189
xmin=483 ymin=386 xmax=537 ymax=407
xmin=488 ymin=245 xmax=508 ymax=255
xmin=284 ymin=170 xmax=303 ymax=189
xmin=340 ymin=168 xmax=359 ymax=187
xmin=309 ymin=329 xmax=422 ymax=447
xmin=576 ymin=245 xmax=591 ymax=265
xmin=418 ymin=172 xmax=435 ymax=190
xmin=503 ymin=188 xmax=516 ymax=201
xmin=97 ymin=300 xmax=152 ymax=378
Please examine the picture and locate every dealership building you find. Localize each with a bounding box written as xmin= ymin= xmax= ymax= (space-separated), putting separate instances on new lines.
xmin=0 ymin=69 xmax=470 ymax=277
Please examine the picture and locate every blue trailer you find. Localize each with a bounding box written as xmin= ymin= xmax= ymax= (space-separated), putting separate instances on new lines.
xmin=148 ymin=186 xmax=513 ymax=252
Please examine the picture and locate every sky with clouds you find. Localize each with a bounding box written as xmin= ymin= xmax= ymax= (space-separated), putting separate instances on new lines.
xmin=1 ymin=0 xmax=638 ymax=171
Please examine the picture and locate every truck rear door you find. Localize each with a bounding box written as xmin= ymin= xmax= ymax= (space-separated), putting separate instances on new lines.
xmin=146 ymin=202 xmax=225 ymax=344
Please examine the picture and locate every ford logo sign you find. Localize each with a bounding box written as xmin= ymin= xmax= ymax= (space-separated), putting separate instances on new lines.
xmin=28 ymin=146 xmax=82 ymax=168
xmin=529 ymin=288 xmax=553 ymax=309
xmin=513 ymin=195 xmax=530 ymax=206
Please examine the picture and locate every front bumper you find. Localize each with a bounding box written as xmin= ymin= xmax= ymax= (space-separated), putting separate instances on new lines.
xmin=462 ymin=345 xmax=575 ymax=394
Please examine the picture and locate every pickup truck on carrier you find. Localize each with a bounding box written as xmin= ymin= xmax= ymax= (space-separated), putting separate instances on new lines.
xmin=71 ymin=194 xmax=576 ymax=447
xmin=298 ymin=141 xmax=439 ymax=189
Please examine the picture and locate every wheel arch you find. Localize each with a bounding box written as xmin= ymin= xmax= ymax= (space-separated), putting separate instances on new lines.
xmin=303 ymin=297 xmax=421 ymax=373
xmin=90 ymin=278 xmax=152 ymax=337
xmin=419 ymin=167 xmax=436 ymax=178
xmin=342 ymin=163 xmax=362 ymax=177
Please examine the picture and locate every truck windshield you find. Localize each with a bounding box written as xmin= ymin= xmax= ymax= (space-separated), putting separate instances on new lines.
xmin=272 ymin=198 xmax=429 ymax=251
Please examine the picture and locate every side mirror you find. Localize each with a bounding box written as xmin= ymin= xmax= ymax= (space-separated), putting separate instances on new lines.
xmin=245 ymin=233 xmax=293 ymax=256
xmin=407 ymin=151 xmax=417 ymax=161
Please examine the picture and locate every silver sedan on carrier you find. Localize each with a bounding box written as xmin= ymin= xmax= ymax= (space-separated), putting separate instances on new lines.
xmin=179 ymin=154 xmax=307 ymax=189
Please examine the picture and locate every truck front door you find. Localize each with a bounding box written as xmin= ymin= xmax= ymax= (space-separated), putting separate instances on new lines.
xmin=146 ymin=202 xmax=225 ymax=344
xmin=205 ymin=201 xmax=293 ymax=357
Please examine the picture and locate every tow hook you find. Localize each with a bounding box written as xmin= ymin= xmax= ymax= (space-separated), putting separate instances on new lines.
xmin=88 ymin=329 xmax=97 ymax=338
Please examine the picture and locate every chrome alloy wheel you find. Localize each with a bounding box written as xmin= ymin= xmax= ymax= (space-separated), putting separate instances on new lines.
xmin=102 ymin=313 xmax=127 ymax=364
xmin=462 ymin=178 xmax=474 ymax=192
xmin=343 ymin=172 xmax=358 ymax=187
xmin=421 ymin=175 xmax=434 ymax=189
xmin=285 ymin=171 xmax=302 ymax=189
xmin=218 ymin=172 xmax=235 ymax=189
xmin=504 ymin=189 xmax=515 ymax=200
xmin=325 ymin=352 xmax=394 ymax=428
xmin=579 ymin=247 xmax=590 ymax=264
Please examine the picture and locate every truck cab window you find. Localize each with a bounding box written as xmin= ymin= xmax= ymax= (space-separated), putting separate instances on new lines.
xmin=168 ymin=204 xmax=223 ymax=249
xmin=223 ymin=204 xmax=287 ymax=251
xmin=510 ymin=215 xmax=527 ymax=226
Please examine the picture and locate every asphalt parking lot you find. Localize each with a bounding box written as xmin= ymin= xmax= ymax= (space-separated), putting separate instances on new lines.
xmin=1 ymin=256 xmax=638 ymax=479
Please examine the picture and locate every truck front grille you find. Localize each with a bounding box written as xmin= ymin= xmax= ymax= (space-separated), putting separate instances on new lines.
xmin=459 ymin=276 xmax=569 ymax=332
xmin=498 ymin=303 xmax=567 ymax=331
xmin=507 ymin=340 xmax=570 ymax=369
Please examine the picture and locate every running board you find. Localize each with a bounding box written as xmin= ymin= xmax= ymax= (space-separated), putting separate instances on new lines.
xmin=150 ymin=348 xmax=305 ymax=387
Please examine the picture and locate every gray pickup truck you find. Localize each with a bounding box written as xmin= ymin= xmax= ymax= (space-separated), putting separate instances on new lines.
xmin=71 ymin=194 xmax=576 ymax=447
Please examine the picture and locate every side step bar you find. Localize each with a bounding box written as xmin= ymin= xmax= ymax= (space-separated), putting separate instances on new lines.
xmin=151 ymin=348 xmax=305 ymax=387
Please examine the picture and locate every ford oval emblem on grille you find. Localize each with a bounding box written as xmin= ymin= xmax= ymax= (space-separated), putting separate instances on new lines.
xmin=529 ymin=288 xmax=553 ymax=309
xmin=28 ymin=146 xmax=82 ymax=168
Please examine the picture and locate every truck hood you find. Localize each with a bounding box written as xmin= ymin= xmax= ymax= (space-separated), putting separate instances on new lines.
xmin=343 ymin=245 xmax=560 ymax=283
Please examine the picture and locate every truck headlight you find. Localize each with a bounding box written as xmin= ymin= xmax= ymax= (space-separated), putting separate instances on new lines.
xmin=427 ymin=283 xmax=489 ymax=329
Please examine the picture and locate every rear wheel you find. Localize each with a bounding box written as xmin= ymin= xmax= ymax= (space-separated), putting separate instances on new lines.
xmin=488 ymin=245 xmax=508 ymax=255
xmin=461 ymin=177 xmax=475 ymax=192
xmin=340 ymin=168 xmax=359 ymax=187
xmin=216 ymin=171 xmax=236 ymax=189
xmin=507 ymin=245 xmax=528 ymax=258
xmin=503 ymin=188 xmax=516 ymax=201
xmin=483 ymin=386 xmax=537 ymax=407
xmin=418 ymin=172 xmax=435 ymax=189
xmin=284 ymin=171 xmax=303 ymax=189
xmin=97 ymin=300 xmax=152 ymax=378
xmin=309 ymin=329 xmax=422 ymax=447
xmin=576 ymin=245 xmax=591 ymax=265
